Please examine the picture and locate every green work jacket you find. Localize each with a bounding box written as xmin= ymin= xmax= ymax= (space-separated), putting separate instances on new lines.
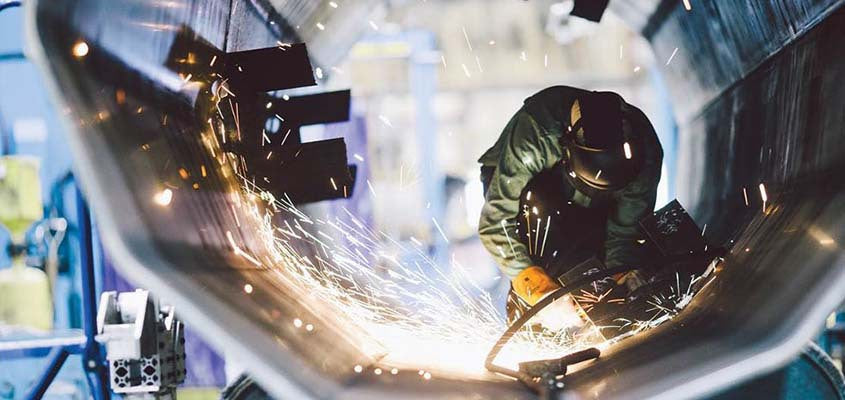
xmin=478 ymin=86 xmax=663 ymax=278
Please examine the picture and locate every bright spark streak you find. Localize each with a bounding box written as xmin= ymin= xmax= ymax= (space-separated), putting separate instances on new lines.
xmin=666 ymin=47 xmax=679 ymax=65
xmin=540 ymin=216 xmax=551 ymax=256
xmin=366 ymin=179 xmax=377 ymax=197
xmin=462 ymin=27 xmax=473 ymax=52
xmin=623 ymin=142 xmax=632 ymax=159
xmin=432 ymin=218 xmax=450 ymax=243
xmin=369 ymin=20 xmax=379 ymax=31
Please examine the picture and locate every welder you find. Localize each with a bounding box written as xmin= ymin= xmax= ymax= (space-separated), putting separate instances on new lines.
xmin=478 ymin=86 xmax=663 ymax=323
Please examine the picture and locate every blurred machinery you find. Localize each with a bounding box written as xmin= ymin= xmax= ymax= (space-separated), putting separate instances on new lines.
xmin=0 ymin=156 xmax=52 ymax=331
xmin=97 ymin=290 xmax=186 ymax=399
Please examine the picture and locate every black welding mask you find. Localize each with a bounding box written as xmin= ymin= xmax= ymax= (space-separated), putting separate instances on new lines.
xmin=561 ymin=92 xmax=644 ymax=192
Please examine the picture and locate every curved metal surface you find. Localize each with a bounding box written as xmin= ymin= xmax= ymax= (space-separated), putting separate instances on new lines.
xmin=22 ymin=0 xmax=845 ymax=399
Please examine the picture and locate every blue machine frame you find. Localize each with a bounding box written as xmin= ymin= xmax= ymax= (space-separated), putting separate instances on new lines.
xmin=0 ymin=189 xmax=109 ymax=400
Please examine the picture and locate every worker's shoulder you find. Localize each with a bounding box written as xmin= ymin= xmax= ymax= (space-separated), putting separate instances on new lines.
xmin=523 ymin=85 xmax=587 ymax=106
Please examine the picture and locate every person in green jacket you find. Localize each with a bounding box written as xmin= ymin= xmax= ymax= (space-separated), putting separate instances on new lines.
xmin=477 ymin=86 xmax=663 ymax=322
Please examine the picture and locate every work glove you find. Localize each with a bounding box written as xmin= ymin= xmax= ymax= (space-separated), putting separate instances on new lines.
xmin=512 ymin=266 xmax=560 ymax=306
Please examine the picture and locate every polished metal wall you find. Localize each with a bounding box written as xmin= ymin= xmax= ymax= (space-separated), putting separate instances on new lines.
xmin=24 ymin=0 xmax=845 ymax=399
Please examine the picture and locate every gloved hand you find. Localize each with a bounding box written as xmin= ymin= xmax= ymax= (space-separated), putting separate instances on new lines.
xmin=512 ymin=266 xmax=560 ymax=306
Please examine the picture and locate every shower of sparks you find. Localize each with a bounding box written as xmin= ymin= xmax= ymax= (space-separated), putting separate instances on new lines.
xmin=666 ymin=47 xmax=679 ymax=65
xmin=173 ymin=76 xmax=716 ymax=381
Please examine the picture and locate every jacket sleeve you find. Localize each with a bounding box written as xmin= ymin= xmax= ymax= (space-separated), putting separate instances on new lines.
xmin=478 ymin=110 xmax=559 ymax=278
xmin=604 ymin=111 xmax=663 ymax=269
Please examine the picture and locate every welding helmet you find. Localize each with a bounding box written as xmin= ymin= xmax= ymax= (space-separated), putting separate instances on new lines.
xmin=560 ymin=91 xmax=644 ymax=192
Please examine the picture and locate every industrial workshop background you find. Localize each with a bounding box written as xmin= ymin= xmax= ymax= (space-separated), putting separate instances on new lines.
xmin=1 ymin=0 xmax=845 ymax=399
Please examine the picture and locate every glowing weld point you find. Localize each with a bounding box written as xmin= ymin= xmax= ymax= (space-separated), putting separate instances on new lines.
xmin=153 ymin=188 xmax=173 ymax=206
xmin=293 ymin=318 xmax=303 ymax=328
xmin=243 ymin=284 xmax=253 ymax=294
xmin=623 ymin=142 xmax=632 ymax=159
xmin=72 ymin=41 xmax=89 ymax=58
xmin=354 ymin=365 xmax=363 ymax=373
